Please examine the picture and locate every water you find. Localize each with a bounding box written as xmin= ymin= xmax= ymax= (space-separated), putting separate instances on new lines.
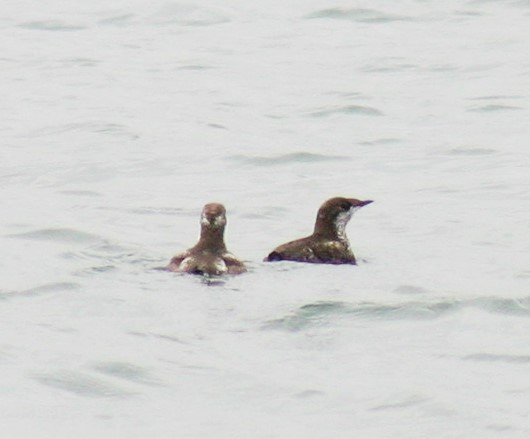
xmin=1 ymin=0 xmax=530 ymax=437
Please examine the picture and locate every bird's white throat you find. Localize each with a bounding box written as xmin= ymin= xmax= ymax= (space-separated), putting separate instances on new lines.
xmin=334 ymin=208 xmax=358 ymax=241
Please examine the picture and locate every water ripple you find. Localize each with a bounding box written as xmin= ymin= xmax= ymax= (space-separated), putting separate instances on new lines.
xmin=91 ymin=362 xmax=161 ymax=386
xmin=34 ymin=122 xmax=138 ymax=140
xmin=98 ymin=14 xmax=137 ymax=27
xmin=7 ymin=228 xmax=102 ymax=244
xmin=0 ymin=282 xmax=79 ymax=301
xmin=149 ymin=4 xmax=230 ymax=26
xmin=359 ymin=138 xmax=401 ymax=146
xmin=265 ymin=296 xmax=530 ymax=331
xmin=178 ymin=64 xmax=216 ymax=71
xmin=129 ymin=206 xmax=188 ymax=216
xmin=305 ymin=8 xmax=412 ymax=23
xmin=445 ymin=147 xmax=497 ymax=156
xmin=463 ymin=353 xmax=530 ymax=364
xmin=309 ymin=105 xmax=383 ymax=117
xmin=468 ymin=104 xmax=522 ymax=112
xmin=33 ymin=370 xmax=135 ymax=398
xmin=226 ymin=152 xmax=349 ymax=167
xmin=18 ymin=21 xmax=87 ymax=31
xmin=370 ymin=394 xmax=431 ymax=411
xmin=59 ymin=190 xmax=102 ymax=197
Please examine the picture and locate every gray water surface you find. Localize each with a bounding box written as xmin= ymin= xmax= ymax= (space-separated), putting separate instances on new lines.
xmin=1 ymin=0 xmax=530 ymax=438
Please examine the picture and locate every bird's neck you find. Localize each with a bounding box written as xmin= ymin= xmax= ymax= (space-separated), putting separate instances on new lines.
xmin=313 ymin=212 xmax=351 ymax=242
xmin=197 ymin=226 xmax=226 ymax=252
xmin=314 ymin=219 xmax=340 ymax=240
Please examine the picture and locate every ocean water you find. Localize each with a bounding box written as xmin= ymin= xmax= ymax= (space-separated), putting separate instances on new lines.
xmin=1 ymin=0 xmax=530 ymax=437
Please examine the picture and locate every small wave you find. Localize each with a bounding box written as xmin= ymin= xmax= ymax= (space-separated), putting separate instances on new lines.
xmin=471 ymin=297 xmax=530 ymax=317
xmin=129 ymin=206 xmax=186 ymax=217
xmin=59 ymin=57 xmax=100 ymax=67
xmin=178 ymin=64 xmax=216 ymax=71
xmin=131 ymin=332 xmax=189 ymax=345
xmin=34 ymin=121 xmax=138 ymax=140
xmin=78 ymin=265 xmax=117 ymax=274
xmin=265 ymin=296 xmax=530 ymax=331
xmin=91 ymin=362 xmax=160 ymax=386
xmin=98 ymin=14 xmax=137 ymax=27
xmin=469 ymin=94 xmax=522 ymax=101
xmin=392 ymin=285 xmax=430 ymax=295
xmin=206 ymin=122 xmax=227 ymax=129
xmin=149 ymin=4 xmax=230 ymax=27
xmin=226 ymin=152 xmax=349 ymax=167
xmin=468 ymin=104 xmax=522 ymax=112
xmin=309 ymin=105 xmax=383 ymax=117
xmin=65 ymin=241 xmax=156 ymax=275
xmin=18 ymin=21 xmax=87 ymax=31
xmin=7 ymin=228 xmax=102 ymax=244
xmin=370 ymin=394 xmax=431 ymax=411
xmin=428 ymin=64 xmax=459 ymax=72
xmin=0 ymin=282 xmax=79 ymax=301
xmin=361 ymin=62 xmax=417 ymax=73
xmin=33 ymin=370 xmax=135 ymax=398
xmin=516 ymin=270 xmax=530 ymax=279
xmin=446 ymin=147 xmax=497 ymax=156
xmin=59 ymin=190 xmax=102 ymax=197
xmin=264 ymin=300 xmax=448 ymax=331
xmin=305 ymin=8 xmax=412 ymax=23
xmin=294 ymin=389 xmax=324 ymax=399
xmin=359 ymin=138 xmax=401 ymax=146
xmin=463 ymin=353 xmax=530 ymax=364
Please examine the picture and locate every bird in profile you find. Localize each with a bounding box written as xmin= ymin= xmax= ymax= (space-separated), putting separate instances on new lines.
xmin=167 ymin=203 xmax=246 ymax=276
xmin=264 ymin=197 xmax=373 ymax=265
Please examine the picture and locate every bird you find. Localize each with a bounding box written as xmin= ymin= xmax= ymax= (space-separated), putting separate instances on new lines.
xmin=167 ymin=203 xmax=246 ymax=275
xmin=264 ymin=197 xmax=373 ymax=265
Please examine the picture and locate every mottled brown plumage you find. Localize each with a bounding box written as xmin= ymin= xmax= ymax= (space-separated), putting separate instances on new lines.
xmin=264 ymin=197 xmax=373 ymax=265
xmin=167 ymin=203 xmax=246 ymax=276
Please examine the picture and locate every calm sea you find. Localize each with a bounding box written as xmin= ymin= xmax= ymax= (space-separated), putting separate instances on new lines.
xmin=1 ymin=0 xmax=530 ymax=437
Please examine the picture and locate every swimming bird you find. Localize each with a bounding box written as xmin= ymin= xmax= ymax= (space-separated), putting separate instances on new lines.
xmin=264 ymin=197 xmax=373 ymax=265
xmin=167 ymin=203 xmax=246 ymax=275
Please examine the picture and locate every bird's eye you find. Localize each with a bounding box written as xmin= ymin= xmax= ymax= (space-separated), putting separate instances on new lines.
xmin=340 ymin=202 xmax=351 ymax=211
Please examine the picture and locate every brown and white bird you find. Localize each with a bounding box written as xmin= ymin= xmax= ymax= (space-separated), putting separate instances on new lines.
xmin=167 ymin=203 xmax=246 ymax=276
xmin=264 ymin=197 xmax=373 ymax=265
